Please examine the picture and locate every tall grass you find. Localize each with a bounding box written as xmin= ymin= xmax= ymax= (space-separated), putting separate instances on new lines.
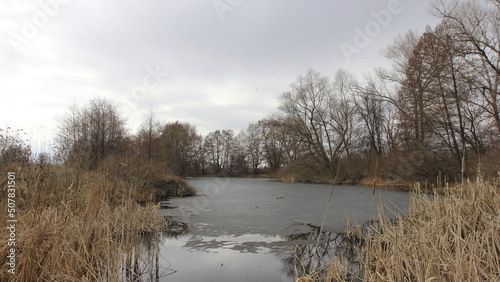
xmin=299 ymin=180 xmax=500 ymax=281
xmin=0 ymin=163 xmax=193 ymax=281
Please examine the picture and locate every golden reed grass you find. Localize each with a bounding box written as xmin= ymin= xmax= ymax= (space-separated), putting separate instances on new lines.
xmin=299 ymin=180 xmax=499 ymax=281
xmin=0 ymin=164 xmax=171 ymax=281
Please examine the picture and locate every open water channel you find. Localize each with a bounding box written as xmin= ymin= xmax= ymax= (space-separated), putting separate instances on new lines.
xmin=153 ymin=177 xmax=410 ymax=281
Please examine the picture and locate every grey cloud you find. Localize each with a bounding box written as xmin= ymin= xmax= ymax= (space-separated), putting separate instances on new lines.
xmin=1 ymin=0 xmax=439 ymax=152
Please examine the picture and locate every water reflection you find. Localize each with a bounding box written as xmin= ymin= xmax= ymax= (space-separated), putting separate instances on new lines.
xmin=131 ymin=221 xmax=193 ymax=281
xmin=279 ymin=224 xmax=364 ymax=280
xmin=139 ymin=178 xmax=409 ymax=281
xmin=121 ymin=231 xmax=175 ymax=282
xmin=138 ymin=221 xmax=365 ymax=282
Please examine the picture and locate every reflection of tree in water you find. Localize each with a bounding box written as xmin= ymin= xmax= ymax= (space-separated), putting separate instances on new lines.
xmin=124 ymin=220 xmax=190 ymax=281
xmin=163 ymin=220 xmax=190 ymax=239
xmin=279 ymin=224 xmax=364 ymax=280
xmin=137 ymin=219 xmax=366 ymax=281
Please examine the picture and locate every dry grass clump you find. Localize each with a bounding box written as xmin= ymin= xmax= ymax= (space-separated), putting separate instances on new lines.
xmin=97 ymin=156 xmax=196 ymax=203
xmin=276 ymin=158 xmax=331 ymax=184
xmin=361 ymin=181 xmax=500 ymax=281
xmin=296 ymin=257 xmax=352 ymax=282
xmin=301 ymin=180 xmax=499 ymax=281
xmin=0 ymin=163 xmax=172 ymax=281
xmin=152 ymin=175 xmax=197 ymax=198
xmin=358 ymin=177 xmax=403 ymax=189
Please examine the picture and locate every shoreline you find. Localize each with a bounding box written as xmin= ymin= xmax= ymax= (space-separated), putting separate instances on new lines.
xmin=183 ymin=174 xmax=416 ymax=192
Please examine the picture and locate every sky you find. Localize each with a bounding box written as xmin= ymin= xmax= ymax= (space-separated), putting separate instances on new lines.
xmin=0 ymin=0 xmax=440 ymax=155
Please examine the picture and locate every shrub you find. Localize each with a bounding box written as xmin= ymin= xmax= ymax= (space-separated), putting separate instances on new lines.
xmin=97 ymin=155 xmax=196 ymax=203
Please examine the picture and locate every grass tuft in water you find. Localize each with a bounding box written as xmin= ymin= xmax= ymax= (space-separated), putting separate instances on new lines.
xmin=300 ymin=180 xmax=500 ymax=281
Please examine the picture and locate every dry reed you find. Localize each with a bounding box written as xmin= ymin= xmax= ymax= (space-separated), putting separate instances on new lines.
xmin=0 ymin=163 xmax=179 ymax=281
xmin=300 ymin=180 xmax=500 ymax=281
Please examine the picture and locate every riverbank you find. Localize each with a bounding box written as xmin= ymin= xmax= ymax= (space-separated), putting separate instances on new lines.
xmin=268 ymin=171 xmax=467 ymax=193
xmin=299 ymin=180 xmax=500 ymax=281
xmin=0 ymin=162 xmax=195 ymax=281
xmin=278 ymin=175 xmax=414 ymax=192
xmin=186 ymin=172 xmax=415 ymax=192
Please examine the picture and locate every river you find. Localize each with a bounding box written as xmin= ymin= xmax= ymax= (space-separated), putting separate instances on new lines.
xmin=153 ymin=177 xmax=410 ymax=281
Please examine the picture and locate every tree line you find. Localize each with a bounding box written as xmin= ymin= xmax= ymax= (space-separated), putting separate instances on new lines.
xmin=52 ymin=0 xmax=498 ymax=184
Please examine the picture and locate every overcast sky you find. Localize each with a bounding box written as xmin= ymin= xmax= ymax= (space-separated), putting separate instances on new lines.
xmin=1 ymin=0 xmax=440 ymax=155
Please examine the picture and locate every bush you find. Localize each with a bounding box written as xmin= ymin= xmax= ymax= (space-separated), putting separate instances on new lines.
xmin=97 ymin=155 xmax=196 ymax=203
xmin=0 ymin=127 xmax=31 ymax=168
xmin=276 ymin=158 xmax=331 ymax=183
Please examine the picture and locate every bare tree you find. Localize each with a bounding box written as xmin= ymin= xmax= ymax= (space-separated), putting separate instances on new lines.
xmin=279 ymin=69 xmax=335 ymax=171
xmin=204 ymin=129 xmax=235 ymax=174
xmin=56 ymin=98 xmax=127 ymax=169
xmin=228 ymin=136 xmax=248 ymax=175
xmin=377 ymin=30 xmax=421 ymax=85
xmin=330 ymin=70 xmax=358 ymax=158
xmin=278 ymin=69 xmax=356 ymax=173
xmin=137 ymin=107 xmax=162 ymax=162
xmin=240 ymin=123 xmax=264 ymax=174
xmin=354 ymin=78 xmax=387 ymax=155
xmin=190 ymin=133 xmax=206 ymax=175
xmin=431 ymin=0 xmax=500 ymax=135
xmin=256 ymin=118 xmax=298 ymax=172
xmin=204 ymin=130 xmax=223 ymax=173
xmin=160 ymin=121 xmax=199 ymax=176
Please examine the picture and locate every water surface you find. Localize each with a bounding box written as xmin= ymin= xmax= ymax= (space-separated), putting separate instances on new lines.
xmin=156 ymin=178 xmax=410 ymax=281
